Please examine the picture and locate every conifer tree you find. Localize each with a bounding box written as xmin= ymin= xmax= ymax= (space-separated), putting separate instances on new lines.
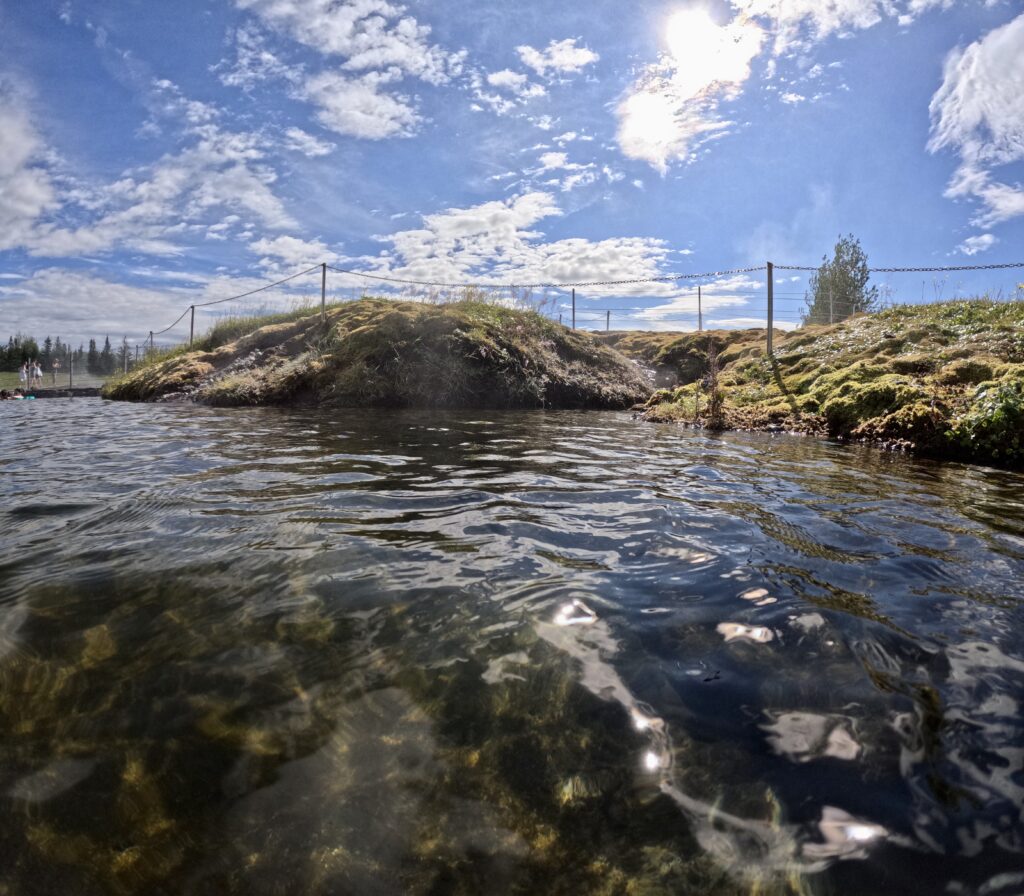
xmin=803 ymin=235 xmax=878 ymax=325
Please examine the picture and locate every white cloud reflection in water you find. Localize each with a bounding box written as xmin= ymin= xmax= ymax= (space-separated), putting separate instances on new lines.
xmin=533 ymin=596 xmax=893 ymax=881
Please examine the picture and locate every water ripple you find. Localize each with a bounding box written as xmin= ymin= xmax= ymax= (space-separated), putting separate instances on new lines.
xmin=0 ymin=400 xmax=1023 ymax=895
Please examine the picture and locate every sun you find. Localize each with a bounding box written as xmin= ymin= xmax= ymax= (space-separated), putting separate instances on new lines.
xmin=665 ymin=7 xmax=723 ymax=63
xmin=663 ymin=7 xmax=764 ymax=98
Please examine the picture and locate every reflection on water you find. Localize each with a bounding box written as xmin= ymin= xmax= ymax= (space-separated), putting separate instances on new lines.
xmin=1 ymin=399 xmax=1023 ymax=895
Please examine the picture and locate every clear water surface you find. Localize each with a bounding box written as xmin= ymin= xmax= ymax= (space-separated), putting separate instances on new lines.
xmin=2 ymin=398 xmax=1023 ymax=895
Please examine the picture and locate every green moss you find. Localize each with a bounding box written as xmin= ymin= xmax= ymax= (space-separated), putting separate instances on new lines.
xmin=891 ymin=353 xmax=937 ymax=375
xmin=820 ymin=376 xmax=923 ymax=434
xmin=935 ymin=358 xmax=996 ymax=385
xmin=637 ymin=298 xmax=1024 ymax=467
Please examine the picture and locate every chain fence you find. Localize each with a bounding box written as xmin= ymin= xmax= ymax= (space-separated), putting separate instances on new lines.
xmin=4 ymin=258 xmax=1023 ymax=392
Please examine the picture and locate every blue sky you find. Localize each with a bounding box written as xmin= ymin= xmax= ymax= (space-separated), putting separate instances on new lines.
xmin=1 ymin=0 xmax=1022 ymax=342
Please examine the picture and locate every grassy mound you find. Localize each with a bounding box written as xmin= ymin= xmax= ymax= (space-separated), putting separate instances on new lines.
xmin=104 ymin=299 xmax=651 ymax=411
xmin=634 ymin=300 xmax=1024 ymax=467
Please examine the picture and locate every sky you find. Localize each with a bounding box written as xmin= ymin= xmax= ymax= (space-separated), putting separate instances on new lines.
xmin=1 ymin=0 xmax=1022 ymax=343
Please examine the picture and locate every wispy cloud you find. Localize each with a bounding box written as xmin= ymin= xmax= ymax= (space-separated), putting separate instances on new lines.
xmin=516 ymin=38 xmax=599 ymax=78
xmin=928 ymin=13 xmax=1024 ymax=227
xmin=957 ymin=233 xmax=997 ymax=256
xmin=6 ymin=77 xmax=296 ymax=258
xmin=283 ymin=126 xmax=335 ymax=157
xmin=226 ymin=0 xmax=464 ymax=140
xmin=0 ymin=80 xmax=59 ymax=253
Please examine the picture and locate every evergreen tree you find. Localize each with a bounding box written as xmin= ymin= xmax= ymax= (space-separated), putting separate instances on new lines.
xmin=803 ymin=235 xmax=878 ymax=326
xmin=99 ymin=336 xmax=114 ymax=375
xmin=87 ymin=339 xmax=99 ymax=374
xmin=19 ymin=336 xmax=39 ymax=364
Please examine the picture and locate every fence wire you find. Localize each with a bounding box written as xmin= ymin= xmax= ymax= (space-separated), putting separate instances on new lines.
xmin=34 ymin=257 xmax=1019 ymax=369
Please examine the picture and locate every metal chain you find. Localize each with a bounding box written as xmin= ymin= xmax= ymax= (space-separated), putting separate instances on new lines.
xmin=869 ymin=262 xmax=1024 ymax=273
xmin=151 ymin=264 xmax=321 ymax=336
xmin=776 ymin=262 xmax=1024 ymax=274
xmin=152 ymin=307 xmax=192 ymax=337
xmin=145 ymin=258 xmax=1023 ymax=342
xmin=193 ymin=264 xmax=322 ymax=308
xmin=326 ymin=264 xmax=765 ymax=290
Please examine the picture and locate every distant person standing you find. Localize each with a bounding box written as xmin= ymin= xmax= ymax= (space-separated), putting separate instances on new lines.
xmin=52 ymin=357 xmax=61 ymax=384
xmin=32 ymin=360 xmax=42 ymax=388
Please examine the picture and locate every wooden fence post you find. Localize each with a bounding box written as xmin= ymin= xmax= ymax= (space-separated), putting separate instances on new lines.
xmin=767 ymin=262 xmax=774 ymax=355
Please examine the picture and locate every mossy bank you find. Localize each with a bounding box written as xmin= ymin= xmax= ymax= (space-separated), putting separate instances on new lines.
xmin=103 ymin=299 xmax=651 ymax=410
xmin=620 ymin=300 xmax=1024 ymax=468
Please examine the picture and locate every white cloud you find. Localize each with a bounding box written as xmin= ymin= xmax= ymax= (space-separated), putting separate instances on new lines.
xmin=250 ymin=234 xmax=340 ymax=266
xmin=488 ymin=69 xmax=528 ymax=91
xmin=227 ymin=0 xmax=465 ymax=140
xmin=537 ymin=152 xmax=569 ymax=172
xmin=731 ymin=0 xmax=888 ymax=53
xmin=234 ymin=0 xmax=460 ymax=84
xmin=928 ymin=14 xmax=1024 ymax=226
xmin=0 ymin=266 xmax=323 ymax=342
xmin=957 ymin=233 xmax=998 ymax=255
xmin=217 ymin=24 xmax=303 ymax=90
xmin=780 ymin=92 xmax=806 ymax=104
xmin=733 ymin=0 xmax=1003 ymax=54
xmin=149 ymin=79 xmax=221 ymax=127
xmin=471 ymin=68 xmax=546 ymax=115
xmin=617 ymin=10 xmax=764 ymax=173
xmin=0 ymin=268 xmax=202 ymax=342
xmin=0 ymin=83 xmax=59 ymax=253
xmin=516 ymin=39 xmax=599 ymax=78
xmin=528 ymin=152 xmax=599 ymax=191
xmin=283 ymin=126 xmax=335 ymax=156
xmin=302 ymin=70 xmax=420 ymax=139
xmin=7 ymin=79 xmax=297 ymax=258
xmin=357 ymin=192 xmax=732 ymax=305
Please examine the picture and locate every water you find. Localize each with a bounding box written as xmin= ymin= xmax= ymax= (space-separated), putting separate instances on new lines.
xmin=2 ymin=399 xmax=1023 ymax=896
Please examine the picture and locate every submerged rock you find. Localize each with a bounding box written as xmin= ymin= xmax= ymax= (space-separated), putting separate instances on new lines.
xmin=104 ymin=299 xmax=652 ymax=411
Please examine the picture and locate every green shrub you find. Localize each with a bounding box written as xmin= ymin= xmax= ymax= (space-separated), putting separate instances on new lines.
xmin=948 ymin=381 xmax=1024 ymax=462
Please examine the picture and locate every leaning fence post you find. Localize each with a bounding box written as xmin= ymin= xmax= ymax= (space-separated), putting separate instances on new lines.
xmin=572 ymin=288 xmax=576 ymax=331
xmin=189 ymin=305 xmax=195 ymax=348
xmin=321 ymin=263 xmax=327 ymax=324
xmin=766 ymin=262 xmax=774 ymax=355
xmin=698 ymin=285 xmax=703 ymax=333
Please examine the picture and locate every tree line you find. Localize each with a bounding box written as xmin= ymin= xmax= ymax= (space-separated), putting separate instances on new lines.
xmin=1 ymin=334 xmax=135 ymax=376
